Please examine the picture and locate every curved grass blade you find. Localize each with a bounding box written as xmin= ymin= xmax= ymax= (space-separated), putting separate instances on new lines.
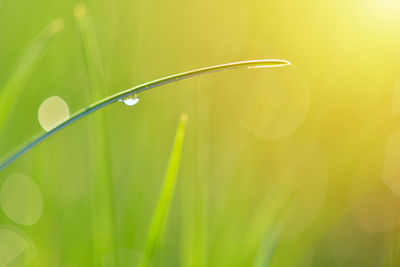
xmin=139 ymin=114 xmax=188 ymax=267
xmin=0 ymin=19 xmax=64 ymax=129
xmin=0 ymin=59 xmax=290 ymax=172
xmin=74 ymin=4 xmax=117 ymax=265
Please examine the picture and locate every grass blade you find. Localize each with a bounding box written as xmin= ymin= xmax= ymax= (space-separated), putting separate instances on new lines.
xmin=0 ymin=59 xmax=290 ymax=172
xmin=74 ymin=4 xmax=117 ymax=265
xmin=74 ymin=3 xmax=106 ymax=97
xmin=0 ymin=19 xmax=64 ymax=129
xmin=180 ymin=90 xmax=209 ymax=267
xmin=140 ymin=114 xmax=188 ymax=267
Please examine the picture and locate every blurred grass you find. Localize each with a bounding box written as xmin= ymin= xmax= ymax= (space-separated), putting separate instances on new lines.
xmin=179 ymin=88 xmax=208 ymax=267
xmin=253 ymin=225 xmax=281 ymax=267
xmin=0 ymin=19 xmax=63 ymax=132
xmin=74 ymin=3 xmax=117 ymax=266
xmin=140 ymin=114 xmax=187 ymax=267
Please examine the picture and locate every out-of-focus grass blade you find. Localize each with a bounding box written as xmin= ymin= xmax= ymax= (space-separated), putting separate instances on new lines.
xmin=0 ymin=19 xmax=63 ymax=130
xmin=210 ymin=177 xmax=297 ymax=267
xmin=140 ymin=114 xmax=188 ymax=267
xmin=74 ymin=3 xmax=105 ymax=97
xmin=74 ymin=3 xmax=116 ymax=266
xmin=180 ymin=90 xmax=208 ymax=267
xmin=253 ymin=226 xmax=282 ymax=267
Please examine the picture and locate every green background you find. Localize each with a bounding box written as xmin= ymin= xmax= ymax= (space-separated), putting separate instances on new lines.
xmin=1 ymin=0 xmax=400 ymax=266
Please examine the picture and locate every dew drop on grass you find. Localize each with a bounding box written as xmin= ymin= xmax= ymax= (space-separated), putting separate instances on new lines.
xmin=120 ymin=94 xmax=140 ymax=106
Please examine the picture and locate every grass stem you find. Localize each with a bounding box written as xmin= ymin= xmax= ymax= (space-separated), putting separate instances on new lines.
xmin=0 ymin=59 xmax=290 ymax=172
xmin=74 ymin=3 xmax=118 ymax=265
xmin=139 ymin=113 xmax=188 ymax=267
xmin=0 ymin=19 xmax=63 ymax=129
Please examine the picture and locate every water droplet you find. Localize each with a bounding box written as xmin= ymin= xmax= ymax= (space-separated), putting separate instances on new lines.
xmin=120 ymin=95 xmax=140 ymax=106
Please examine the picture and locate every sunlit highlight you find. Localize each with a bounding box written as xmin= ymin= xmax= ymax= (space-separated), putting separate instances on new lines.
xmin=38 ymin=96 xmax=70 ymax=132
